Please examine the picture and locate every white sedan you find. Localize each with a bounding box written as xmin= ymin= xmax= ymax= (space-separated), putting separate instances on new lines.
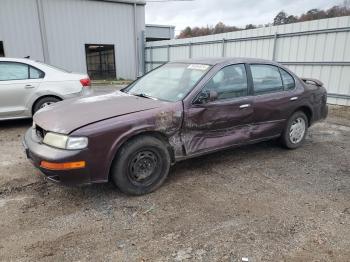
xmin=0 ymin=58 xmax=92 ymax=120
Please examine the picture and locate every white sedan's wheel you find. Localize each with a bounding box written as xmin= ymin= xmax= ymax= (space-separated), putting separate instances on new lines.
xmin=33 ymin=97 xmax=61 ymax=114
xmin=39 ymin=102 xmax=55 ymax=109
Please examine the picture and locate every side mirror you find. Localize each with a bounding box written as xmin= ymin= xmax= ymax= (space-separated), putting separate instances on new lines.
xmin=196 ymin=90 xmax=218 ymax=104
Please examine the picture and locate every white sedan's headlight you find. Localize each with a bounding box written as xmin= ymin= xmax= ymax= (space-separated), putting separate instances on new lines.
xmin=43 ymin=132 xmax=88 ymax=150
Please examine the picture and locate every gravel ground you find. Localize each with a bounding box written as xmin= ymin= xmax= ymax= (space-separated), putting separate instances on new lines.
xmin=0 ymin=106 xmax=349 ymax=261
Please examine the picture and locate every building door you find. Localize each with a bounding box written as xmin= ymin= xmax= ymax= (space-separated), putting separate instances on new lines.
xmin=0 ymin=42 xmax=4 ymax=57
xmin=85 ymin=44 xmax=116 ymax=80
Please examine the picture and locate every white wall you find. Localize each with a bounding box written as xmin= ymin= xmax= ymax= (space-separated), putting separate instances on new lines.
xmin=0 ymin=0 xmax=145 ymax=80
xmin=146 ymin=16 xmax=350 ymax=106
xmin=42 ymin=0 xmax=145 ymax=79
xmin=0 ymin=0 xmax=44 ymax=61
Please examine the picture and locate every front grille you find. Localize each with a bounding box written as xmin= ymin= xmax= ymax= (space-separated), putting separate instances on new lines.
xmin=35 ymin=125 xmax=46 ymax=141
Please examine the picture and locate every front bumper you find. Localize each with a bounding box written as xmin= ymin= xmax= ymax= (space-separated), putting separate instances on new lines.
xmin=23 ymin=128 xmax=91 ymax=186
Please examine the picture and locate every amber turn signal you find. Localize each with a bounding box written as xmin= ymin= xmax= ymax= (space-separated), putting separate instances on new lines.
xmin=40 ymin=161 xmax=86 ymax=170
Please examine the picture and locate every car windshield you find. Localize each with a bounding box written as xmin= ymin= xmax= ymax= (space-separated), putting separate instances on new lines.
xmin=124 ymin=63 xmax=211 ymax=102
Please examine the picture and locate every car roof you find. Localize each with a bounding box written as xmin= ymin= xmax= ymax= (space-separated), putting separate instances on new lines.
xmin=171 ymin=57 xmax=280 ymax=66
xmin=0 ymin=57 xmax=40 ymax=64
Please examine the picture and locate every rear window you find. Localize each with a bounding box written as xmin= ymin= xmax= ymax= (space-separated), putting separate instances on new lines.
xmin=251 ymin=64 xmax=284 ymax=95
xmin=36 ymin=61 xmax=70 ymax=73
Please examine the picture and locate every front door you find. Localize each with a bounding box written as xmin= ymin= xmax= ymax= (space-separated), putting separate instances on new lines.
xmin=182 ymin=63 xmax=254 ymax=156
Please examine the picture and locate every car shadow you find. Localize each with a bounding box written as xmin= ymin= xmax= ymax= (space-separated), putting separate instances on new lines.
xmin=56 ymin=139 xmax=284 ymax=200
xmin=0 ymin=118 xmax=32 ymax=129
xmin=166 ymin=139 xmax=284 ymax=184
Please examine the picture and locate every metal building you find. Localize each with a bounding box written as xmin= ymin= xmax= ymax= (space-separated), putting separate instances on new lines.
xmin=0 ymin=0 xmax=146 ymax=80
xmin=146 ymin=24 xmax=175 ymax=42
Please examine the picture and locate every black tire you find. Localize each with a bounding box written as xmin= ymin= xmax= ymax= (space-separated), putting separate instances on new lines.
xmin=111 ymin=136 xmax=171 ymax=195
xmin=281 ymin=111 xmax=308 ymax=149
xmin=33 ymin=97 xmax=61 ymax=114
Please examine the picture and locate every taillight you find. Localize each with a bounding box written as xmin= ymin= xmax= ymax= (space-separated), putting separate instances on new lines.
xmin=80 ymin=78 xmax=91 ymax=87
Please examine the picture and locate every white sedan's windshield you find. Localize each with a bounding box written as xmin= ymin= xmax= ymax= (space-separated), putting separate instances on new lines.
xmin=125 ymin=63 xmax=210 ymax=102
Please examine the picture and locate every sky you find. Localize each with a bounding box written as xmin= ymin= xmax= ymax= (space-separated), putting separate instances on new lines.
xmin=145 ymin=0 xmax=342 ymax=35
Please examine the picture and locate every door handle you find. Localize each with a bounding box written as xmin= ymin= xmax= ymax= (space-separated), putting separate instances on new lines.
xmin=25 ymin=84 xmax=35 ymax=89
xmin=290 ymin=96 xmax=298 ymax=101
xmin=239 ymin=104 xmax=251 ymax=109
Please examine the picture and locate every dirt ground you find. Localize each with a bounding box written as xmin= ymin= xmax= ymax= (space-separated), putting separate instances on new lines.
xmin=0 ymin=106 xmax=349 ymax=262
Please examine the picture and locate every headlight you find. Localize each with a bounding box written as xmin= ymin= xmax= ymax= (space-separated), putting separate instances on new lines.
xmin=66 ymin=137 xmax=89 ymax=150
xmin=43 ymin=132 xmax=88 ymax=150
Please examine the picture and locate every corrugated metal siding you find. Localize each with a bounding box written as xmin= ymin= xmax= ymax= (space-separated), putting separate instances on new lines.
xmin=146 ymin=25 xmax=174 ymax=40
xmin=0 ymin=0 xmax=145 ymax=80
xmin=145 ymin=16 xmax=350 ymax=106
xmin=0 ymin=0 xmax=44 ymax=60
xmin=42 ymin=0 xmax=144 ymax=79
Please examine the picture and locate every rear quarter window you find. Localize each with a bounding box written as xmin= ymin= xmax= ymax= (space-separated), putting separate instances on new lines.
xmin=279 ymin=68 xmax=295 ymax=90
xmin=29 ymin=66 xmax=45 ymax=79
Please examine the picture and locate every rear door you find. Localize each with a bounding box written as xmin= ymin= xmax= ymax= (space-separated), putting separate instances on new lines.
xmin=182 ymin=64 xmax=254 ymax=155
xmin=249 ymin=64 xmax=300 ymax=140
xmin=0 ymin=62 xmax=44 ymax=117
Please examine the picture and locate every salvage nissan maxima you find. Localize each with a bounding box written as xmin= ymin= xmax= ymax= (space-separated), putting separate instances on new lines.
xmin=23 ymin=58 xmax=328 ymax=195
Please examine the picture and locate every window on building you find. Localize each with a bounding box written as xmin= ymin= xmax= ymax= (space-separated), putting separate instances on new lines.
xmin=85 ymin=44 xmax=116 ymax=80
xmin=0 ymin=42 xmax=4 ymax=57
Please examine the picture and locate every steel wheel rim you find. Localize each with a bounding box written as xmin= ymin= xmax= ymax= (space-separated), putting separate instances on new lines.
xmin=40 ymin=102 xmax=55 ymax=109
xmin=289 ymin=117 xmax=306 ymax=144
xmin=128 ymin=150 xmax=160 ymax=186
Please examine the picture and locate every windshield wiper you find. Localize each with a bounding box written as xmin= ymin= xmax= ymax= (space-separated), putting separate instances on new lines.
xmin=131 ymin=93 xmax=157 ymax=100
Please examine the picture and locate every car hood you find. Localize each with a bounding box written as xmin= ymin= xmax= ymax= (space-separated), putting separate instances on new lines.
xmin=33 ymin=91 xmax=163 ymax=134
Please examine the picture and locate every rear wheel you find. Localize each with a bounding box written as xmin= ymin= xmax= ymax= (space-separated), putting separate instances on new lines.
xmin=33 ymin=97 xmax=61 ymax=114
xmin=111 ymin=136 xmax=171 ymax=195
xmin=281 ymin=111 xmax=308 ymax=149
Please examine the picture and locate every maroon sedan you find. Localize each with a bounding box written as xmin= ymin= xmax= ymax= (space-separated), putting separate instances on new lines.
xmin=23 ymin=58 xmax=328 ymax=195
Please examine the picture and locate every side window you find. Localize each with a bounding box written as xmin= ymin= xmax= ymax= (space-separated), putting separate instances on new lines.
xmin=251 ymin=64 xmax=283 ymax=95
xmin=280 ymin=68 xmax=295 ymax=90
xmin=202 ymin=64 xmax=248 ymax=100
xmin=0 ymin=62 xmax=29 ymax=81
xmin=30 ymin=66 xmax=45 ymax=79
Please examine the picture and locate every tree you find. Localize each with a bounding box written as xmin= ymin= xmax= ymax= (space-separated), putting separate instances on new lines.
xmin=273 ymin=11 xmax=288 ymax=25
xmin=214 ymin=22 xmax=226 ymax=34
xmin=178 ymin=26 xmax=192 ymax=39
xmin=245 ymin=24 xmax=257 ymax=29
xmin=286 ymin=15 xmax=298 ymax=24
xmin=177 ymin=3 xmax=350 ymax=38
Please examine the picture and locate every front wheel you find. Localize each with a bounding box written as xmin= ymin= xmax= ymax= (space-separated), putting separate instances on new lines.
xmin=281 ymin=111 xmax=308 ymax=149
xmin=111 ymin=136 xmax=171 ymax=195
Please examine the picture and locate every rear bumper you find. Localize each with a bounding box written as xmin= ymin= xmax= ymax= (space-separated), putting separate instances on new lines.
xmin=60 ymin=86 xmax=93 ymax=100
xmin=23 ymin=128 xmax=92 ymax=186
